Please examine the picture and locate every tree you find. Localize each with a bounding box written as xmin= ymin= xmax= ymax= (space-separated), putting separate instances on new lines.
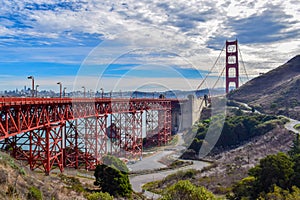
xmin=160 ymin=180 xmax=217 ymax=200
xmin=260 ymin=185 xmax=300 ymax=200
xmin=102 ymin=155 xmax=129 ymax=173
xmin=288 ymin=134 xmax=300 ymax=157
xmin=86 ymin=192 xmax=113 ymax=200
xmin=292 ymin=154 xmax=300 ymax=187
xmin=249 ymin=152 xmax=294 ymax=194
xmin=270 ymin=103 xmax=278 ymax=114
xmin=94 ymin=164 xmax=132 ymax=198
xmin=229 ymin=176 xmax=256 ymax=199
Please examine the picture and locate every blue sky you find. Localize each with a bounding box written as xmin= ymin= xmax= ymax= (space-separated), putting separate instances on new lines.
xmin=0 ymin=0 xmax=299 ymax=92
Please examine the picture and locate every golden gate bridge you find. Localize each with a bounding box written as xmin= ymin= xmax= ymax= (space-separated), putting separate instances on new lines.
xmin=0 ymin=40 xmax=248 ymax=174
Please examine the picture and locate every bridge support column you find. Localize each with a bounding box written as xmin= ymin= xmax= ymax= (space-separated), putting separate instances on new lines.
xmin=158 ymin=109 xmax=171 ymax=146
xmin=109 ymin=112 xmax=143 ymax=160
xmin=83 ymin=116 xmax=108 ymax=170
xmin=0 ymin=125 xmax=64 ymax=175
xmin=124 ymin=111 xmax=143 ymax=159
xmin=109 ymin=113 xmax=122 ymax=157
xmin=145 ymin=110 xmax=159 ymax=146
xmin=64 ymin=116 xmax=108 ymax=171
xmin=64 ymin=119 xmax=83 ymax=169
xmin=145 ymin=103 xmax=172 ymax=147
xmin=39 ymin=125 xmax=64 ymax=175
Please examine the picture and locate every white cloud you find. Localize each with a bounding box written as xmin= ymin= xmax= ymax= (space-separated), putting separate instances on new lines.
xmin=0 ymin=0 xmax=299 ymax=91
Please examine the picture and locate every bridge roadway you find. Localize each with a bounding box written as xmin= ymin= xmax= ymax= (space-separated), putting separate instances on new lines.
xmin=0 ymin=97 xmax=186 ymax=174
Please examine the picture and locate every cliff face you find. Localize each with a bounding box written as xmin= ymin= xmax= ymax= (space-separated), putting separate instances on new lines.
xmin=228 ymin=55 xmax=300 ymax=119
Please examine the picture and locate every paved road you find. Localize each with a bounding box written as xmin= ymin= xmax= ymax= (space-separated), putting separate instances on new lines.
xmin=128 ymin=132 xmax=186 ymax=172
xmin=130 ymin=160 xmax=209 ymax=199
xmin=128 ymin=150 xmax=172 ymax=171
xmin=128 ymin=132 xmax=210 ymax=199
xmin=284 ymin=118 xmax=300 ymax=134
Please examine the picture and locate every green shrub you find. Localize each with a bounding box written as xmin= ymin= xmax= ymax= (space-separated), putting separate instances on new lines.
xmin=164 ymin=169 xmax=198 ymax=182
xmin=102 ymin=155 xmax=129 ymax=173
xmin=86 ymin=192 xmax=113 ymax=200
xmin=160 ymin=180 xmax=217 ymax=200
xmin=27 ymin=186 xmax=43 ymax=200
xmin=188 ymin=113 xmax=280 ymax=154
xmin=58 ymin=174 xmax=85 ymax=193
xmin=94 ymin=164 xmax=132 ymax=198
xmin=294 ymin=124 xmax=300 ymax=130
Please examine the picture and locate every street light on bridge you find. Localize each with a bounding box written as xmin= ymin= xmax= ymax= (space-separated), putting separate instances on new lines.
xmin=35 ymin=85 xmax=39 ymax=97
xmin=63 ymin=87 xmax=67 ymax=97
xmin=82 ymin=86 xmax=86 ymax=97
xmin=100 ymin=88 xmax=104 ymax=98
xmin=57 ymin=82 xmax=62 ymax=98
xmin=27 ymin=76 xmax=34 ymax=97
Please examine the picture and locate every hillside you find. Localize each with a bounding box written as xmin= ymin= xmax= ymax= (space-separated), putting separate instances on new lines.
xmin=228 ymin=55 xmax=300 ymax=119
xmin=0 ymin=151 xmax=99 ymax=200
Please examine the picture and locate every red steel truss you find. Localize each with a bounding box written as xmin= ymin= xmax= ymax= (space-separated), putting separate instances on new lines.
xmin=0 ymin=97 xmax=172 ymax=174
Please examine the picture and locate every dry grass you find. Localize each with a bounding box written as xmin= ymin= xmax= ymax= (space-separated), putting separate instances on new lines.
xmin=0 ymin=151 xmax=99 ymax=200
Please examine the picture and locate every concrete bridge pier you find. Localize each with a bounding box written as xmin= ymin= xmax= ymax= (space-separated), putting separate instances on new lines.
xmin=171 ymin=95 xmax=206 ymax=133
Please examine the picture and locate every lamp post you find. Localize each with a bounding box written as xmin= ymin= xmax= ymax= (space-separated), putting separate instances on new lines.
xmin=35 ymin=85 xmax=39 ymax=97
xmin=100 ymin=88 xmax=104 ymax=98
xmin=27 ymin=76 xmax=34 ymax=97
xmin=57 ymin=82 xmax=62 ymax=98
xmin=82 ymin=86 xmax=86 ymax=97
xmin=63 ymin=87 xmax=67 ymax=97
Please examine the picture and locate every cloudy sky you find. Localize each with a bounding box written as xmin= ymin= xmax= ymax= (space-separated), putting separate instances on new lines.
xmin=0 ymin=0 xmax=299 ymax=93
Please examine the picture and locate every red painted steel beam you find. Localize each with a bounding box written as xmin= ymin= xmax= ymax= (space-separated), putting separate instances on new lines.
xmin=0 ymin=98 xmax=175 ymax=140
xmin=0 ymin=97 xmax=174 ymax=173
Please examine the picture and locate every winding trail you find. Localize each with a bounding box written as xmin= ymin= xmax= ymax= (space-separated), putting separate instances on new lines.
xmin=128 ymin=132 xmax=209 ymax=199
xmin=284 ymin=117 xmax=300 ymax=134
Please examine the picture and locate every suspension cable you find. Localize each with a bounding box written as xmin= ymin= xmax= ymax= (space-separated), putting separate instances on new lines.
xmin=196 ymin=43 xmax=225 ymax=90
xmin=211 ymin=66 xmax=226 ymax=90
xmin=239 ymin=46 xmax=249 ymax=82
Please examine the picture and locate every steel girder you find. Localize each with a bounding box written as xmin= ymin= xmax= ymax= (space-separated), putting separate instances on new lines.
xmin=0 ymin=98 xmax=172 ymax=174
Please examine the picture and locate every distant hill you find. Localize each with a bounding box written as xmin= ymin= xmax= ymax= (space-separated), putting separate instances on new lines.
xmin=228 ymin=55 xmax=300 ymax=119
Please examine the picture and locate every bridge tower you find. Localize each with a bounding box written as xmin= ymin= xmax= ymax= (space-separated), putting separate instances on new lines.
xmin=225 ymin=40 xmax=239 ymax=93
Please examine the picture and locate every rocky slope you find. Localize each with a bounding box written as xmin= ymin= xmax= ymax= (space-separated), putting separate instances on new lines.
xmin=0 ymin=151 xmax=95 ymax=200
xmin=228 ymin=55 xmax=300 ymax=119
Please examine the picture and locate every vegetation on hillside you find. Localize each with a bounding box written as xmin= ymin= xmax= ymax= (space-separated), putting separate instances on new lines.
xmin=143 ymin=170 xmax=218 ymax=199
xmin=228 ymin=135 xmax=300 ymax=199
xmin=228 ymin=55 xmax=300 ymax=120
xmin=160 ymin=180 xmax=217 ymax=200
xmin=143 ymin=133 xmax=299 ymax=199
xmin=183 ymin=112 xmax=287 ymax=158
xmin=294 ymin=124 xmax=300 ymax=131
xmin=102 ymin=154 xmax=129 ymax=172
xmin=94 ymin=156 xmax=132 ymax=198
